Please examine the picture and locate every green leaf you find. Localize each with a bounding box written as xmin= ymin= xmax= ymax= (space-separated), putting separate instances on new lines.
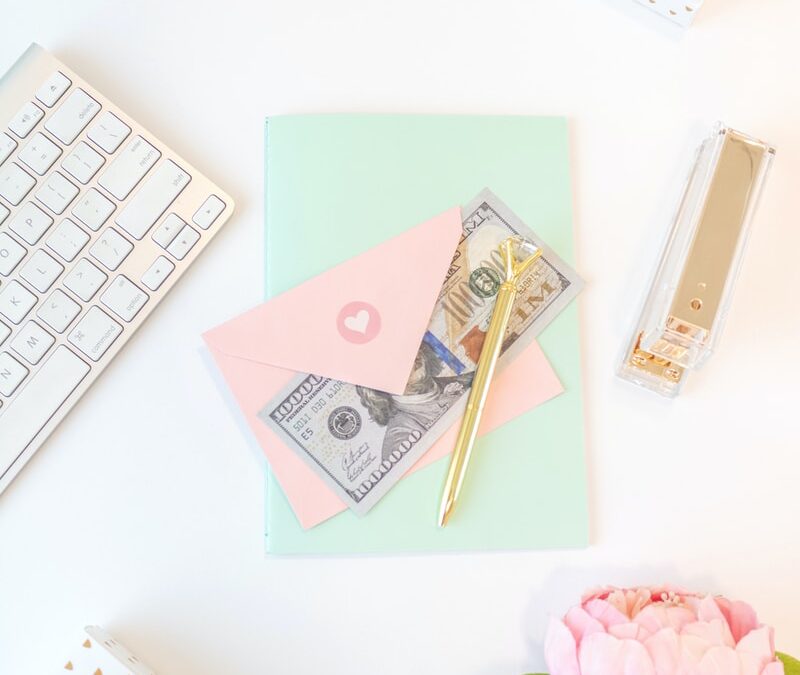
xmin=779 ymin=653 xmax=800 ymax=675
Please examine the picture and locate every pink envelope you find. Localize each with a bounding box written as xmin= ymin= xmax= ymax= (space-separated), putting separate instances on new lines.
xmin=203 ymin=209 xmax=564 ymax=529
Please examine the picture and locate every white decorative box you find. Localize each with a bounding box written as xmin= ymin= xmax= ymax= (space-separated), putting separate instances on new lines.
xmin=634 ymin=0 xmax=704 ymax=26
xmin=60 ymin=626 xmax=155 ymax=675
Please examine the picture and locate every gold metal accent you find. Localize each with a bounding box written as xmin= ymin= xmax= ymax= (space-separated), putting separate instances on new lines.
xmin=626 ymin=332 xmax=685 ymax=384
xmin=438 ymin=237 xmax=541 ymax=527
xmin=662 ymin=129 xmax=769 ymax=347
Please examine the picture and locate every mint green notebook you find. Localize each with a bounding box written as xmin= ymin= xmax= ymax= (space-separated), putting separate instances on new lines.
xmin=264 ymin=114 xmax=587 ymax=554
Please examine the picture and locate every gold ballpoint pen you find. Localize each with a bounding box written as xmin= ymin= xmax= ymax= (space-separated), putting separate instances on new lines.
xmin=438 ymin=236 xmax=542 ymax=527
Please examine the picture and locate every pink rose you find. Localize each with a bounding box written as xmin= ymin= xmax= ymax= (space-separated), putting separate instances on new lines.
xmin=544 ymin=586 xmax=784 ymax=675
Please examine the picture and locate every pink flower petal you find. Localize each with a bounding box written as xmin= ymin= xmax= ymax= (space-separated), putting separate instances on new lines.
xmin=605 ymin=588 xmax=653 ymax=619
xmin=761 ymin=660 xmax=785 ymax=675
xmin=736 ymin=626 xmax=775 ymax=675
xmin=565 ymin=606 xmax=607 ymax=645
xmin=583 ymin=586 xmax=616 ymax=603
xmin=697 ymin=645 xmax=743 ymax=675
xmin=681 ymin=595 xmax=702 ymax=615
xmin=697 ymin=595 xmax=728 ymax=625
xmin=716 ymin=598 xmax=759 ymax=644
xmin=578 ymin=632 xmax=656 ymax=675
xmin=630 ymin=588 xmax=654 ymax=617
xmin=682 ymin=618 xmax=735 ymax=648
xmin=634 ymin=605 xmax=697 ymax=635
xmin=544 ymin=617 xmax=580 ymax=675
xmin=644 ymin=628 xmax=681 ymax=675
xmin=609 ymin=622 xmax=652 ymax=642
xmin=584 ymin=598 xmax=630 ymax=630
xmin=693 ymin=596 xmax=735 ymax=646
xmin=680 ymin=633 xmax=716 ymax=668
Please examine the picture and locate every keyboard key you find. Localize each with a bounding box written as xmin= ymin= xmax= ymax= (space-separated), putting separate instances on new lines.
xmin=0 ymin=321 xmax=9 ymax=345
xmin=0 ymin=162 xmax=36 ymax=205
xmin=61 ymin=141 xmax=104 ymax=184
xmin=98 ymin=136 xmax=160 ymax=200
xmin=193 ymin=195 xmax=226 ymax=230
xmin=87 ymin=111 xmax=130 ymax=153
xmin=141 ymin=255 xmax=174 ymax=291
xmin=0 ymin=280 xmax=37 ymax=324
xmin=8 ymin=101 xmax=44 ymax=138
xmin=0 ymin=132 xmax=17 ymax=165
xmin=36 ymin=171 xmax=79 ymax=214
xmin=0 ymin=203 xmax=8 ymax=224
xmin=0 ymin=346 xmax=89 ymax=459
xmin=0 ymin=233 xmax=27 ymax=276
xmin=9 ymin=202 xmax=53 ymax=245
xmin=0 ymin=351 xmax=28 ymax=396
xmin=68 ymin=306 xmax=122 ymax=361
xmin=90 ymin=228 xmax=132 ymax=271
xmin=63 ymin=258 xmax=107 ymax=301
xmin=46 ymin=218 xmax=90 ymax=262
xmin=71 ymin=188 xmax=114 ymax=231
xmin=35 ymin=72 xmax=71 ymax=107
xmin=18 ymin=132 xmax=62 ymax=176
xmin=166 ymin=224 xmax=200 ymax=260
xmin=11 ymin=321 xmax=54 ymax=365
xmin=20 ymin=249 xmax=64 ymax=293
xmin=44 ymin=88 xmax=101 ymax=145
xmin=152 ymin=213 xmax=184 ymax=248
xmin=116 ymin=160 xmax=191 ymax=239
xmin=37 ymin=289 xmax=81 ymax=333
xmin=101 ymin=275 xmax=148 ymax=322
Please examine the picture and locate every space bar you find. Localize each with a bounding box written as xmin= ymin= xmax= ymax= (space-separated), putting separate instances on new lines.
xmin=0 ymin=346 xmax=90 ymax=475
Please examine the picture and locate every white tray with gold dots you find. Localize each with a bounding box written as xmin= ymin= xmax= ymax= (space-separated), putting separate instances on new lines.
xmin=634 ymin=0 xmax=704 ymax=26
xmin=61 ymin=626 xmax=155 ymax=675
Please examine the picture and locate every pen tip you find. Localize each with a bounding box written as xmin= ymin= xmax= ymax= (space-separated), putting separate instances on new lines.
xmin=438 ymin=499 xmax=454 ymax=528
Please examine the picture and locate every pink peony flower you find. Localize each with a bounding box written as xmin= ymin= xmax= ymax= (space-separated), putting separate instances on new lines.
xmin=544 ymin=585 xmax=784 ymax=675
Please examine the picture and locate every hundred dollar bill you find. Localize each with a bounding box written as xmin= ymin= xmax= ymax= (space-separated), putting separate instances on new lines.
xmin=258 ymin=188 xmax=584 ymax=515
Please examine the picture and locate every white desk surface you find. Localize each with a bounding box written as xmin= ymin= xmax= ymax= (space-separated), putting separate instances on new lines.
xmin=2 ymin=1 xmax=799 ymax=673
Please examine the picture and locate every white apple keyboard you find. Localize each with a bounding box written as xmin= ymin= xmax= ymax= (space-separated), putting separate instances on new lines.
xmin=0 ymin=44 xmax=234 ymax=493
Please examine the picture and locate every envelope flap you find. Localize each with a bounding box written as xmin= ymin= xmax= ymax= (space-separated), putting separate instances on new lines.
xmin=203 ymin=208 xmax=463 ymax=394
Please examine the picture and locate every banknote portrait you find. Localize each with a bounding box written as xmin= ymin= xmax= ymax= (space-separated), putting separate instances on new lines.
xmin=356 ymin=341 xmax=474 ymax=461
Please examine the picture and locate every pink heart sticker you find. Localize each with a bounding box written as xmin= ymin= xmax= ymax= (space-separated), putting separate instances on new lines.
xmin=337 ymin=301 xmax=381 ymax=344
